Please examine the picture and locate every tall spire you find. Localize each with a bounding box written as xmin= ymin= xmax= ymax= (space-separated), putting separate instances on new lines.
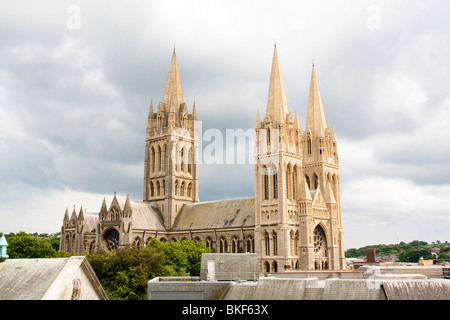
xmin=305 ymin=65 xmax=327 ymax=136
xmin=162 ymin=48 xmax=184 ymax=112
xmin=265 ymin=46 xmax=289 ymax=125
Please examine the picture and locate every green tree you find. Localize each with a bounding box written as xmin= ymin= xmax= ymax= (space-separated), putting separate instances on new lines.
xmin=7 ymin=232 xmax=69 ymax=259
xmin=86 ymin=246 xmax=186 ymax=300
xmin=399 ymin=247 xmax=432 ymax=262
xmin=147 ymin=239 xmax=210 ymax=275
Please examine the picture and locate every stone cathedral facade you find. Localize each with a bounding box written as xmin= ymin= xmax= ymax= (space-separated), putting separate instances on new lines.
xmin=60 ymin=47 xmax=345 ymax=272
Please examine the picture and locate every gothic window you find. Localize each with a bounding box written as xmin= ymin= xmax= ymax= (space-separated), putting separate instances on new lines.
xmin=158 ymin=146 xmax=162 ymax=171
xmin=150 ymin=181 xmax=154 ymax=197
xmin=187 ymin=183 xmax=192 ymax=198
xmin=307 ymin=135 xmax=312 ymax=156
xmin=104 ymin=229 xmax=119 ymax=251
xmin=264 ymin=231 xmax=270 ymax=256
xmin=245 ymin=236 xmax=254 ymax=253
xmin=286 ymin=166 xmax=291 ymax=201
xmin=272 ymin=261 xmax=278 ymax=272
xmin=133 ymin=237 xmax=142 ymax=249
xmin=305 ymin=175 xmax=310 ymax=190
xmin=265 ymin=261 xmax=270 ymax=273
xmin=161 ymin=180 xmax=165 ymax=196
xmin=262 ymin=166 xmax=269 ymax=200
xmin=219 ymin=237 xmax=227 ymax=253
xmin=156 ymin=181 xmax=160 ymax=197
xmin=313 ymin=226 xmax=327 ymax=256
xmin=272 ymin=231 xmax=278 ymax=256
xmin=232 ymin=236 xmax=238 ymax=253
xmin=292 ymin=167 xmax=297 ymax=201
xmin=187 ymin=148 xmax=192 ymax=174
xmin=314 ymin=174 xmax=319 ymax=190
xmin=175 ymin=180 xmax=178 ymax=196
xmin=205 ymin=237 xmax=212 ymax=250
xmin=273 ymin=170 xmax=278 ymax=200
xmin=152 ymin=147 xmax=156 ymax=172
xmin=180 ymin=148 xmax=184 ymax=172
xmin=180 ymin=181 xmax=185 ymax=197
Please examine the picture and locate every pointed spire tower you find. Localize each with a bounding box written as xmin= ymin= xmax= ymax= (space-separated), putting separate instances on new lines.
xmin=254 ymin=45 xmax=304 ymax=272
xmin=144 ymin=48 xmax=199 ymax=230
xmin=300 ymin=63 xmax=344 ymax=270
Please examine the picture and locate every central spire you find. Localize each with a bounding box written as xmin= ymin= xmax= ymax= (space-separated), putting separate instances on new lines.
xmin=162 ymin=48 xmax=184 ymax=112
xmin=265 ymin=46 xmax=289 ymax=125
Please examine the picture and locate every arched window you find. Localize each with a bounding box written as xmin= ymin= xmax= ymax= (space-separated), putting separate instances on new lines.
xmin=313 ymin=174 xmax=319 ymax=190
xmin=219 ymin=237 xmax=227 ymax=253
xmin=265 ymin=261 xmax=270 ymax=273
xmin=150 ymin=181 xmax=154 ymax=197
xmin=273 ymin=170 xmax=278 ymax=200
xmin=272 ymin=231 xmax=278 ymax=256
xmin=187 ymin=148 xmax=192 ymax=174
xmin=305 ymin=175 xmax=311 ymax=190
xmin=180 ymin=181 xmax=185 ymax=197
xmin=158 ymin=146 xmax=162 ymax=171
xmin=187 ymin=183 xmax=192 ymax=198
xmin=262 ymin=166 xmax=269 ymax=200
xmin=286 ymin=166 xmax=291 ymax=201
xmin=152 ymin=147 xmax=156 ymax=172
xmin=156 ymin=181 xmax=160 ymax=197
xmin=205 ymin=238 xmax=212 ymax=251
xmin=174 ymin=180 xmax=178 ymax=196
xmin=232 ymin=236 xmax=238 ymax=253
xmin=180 ymin=148 xmax=184 ymax=172
xmin=292 ymin=167 xmax=297 ymax=201
xmin=307 ymin=135 xmax=312 ymax=156
xmin=264 ymin=231 xmax=270 ymax=256
xmin=245 ymin=236 xmax=254 ymax=253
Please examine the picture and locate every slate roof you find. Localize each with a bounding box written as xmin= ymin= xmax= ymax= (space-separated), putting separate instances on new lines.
xmin=0 ymin=258 xmax=70 ymax=300
xmin=119 ymin=200 xmax=166 ymax=231
xmin=171 ymin=197 xmax=255 ymax=230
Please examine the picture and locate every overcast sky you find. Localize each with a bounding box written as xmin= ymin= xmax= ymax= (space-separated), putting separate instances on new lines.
xmin=1 ymin=0 xmax=449 ymax=249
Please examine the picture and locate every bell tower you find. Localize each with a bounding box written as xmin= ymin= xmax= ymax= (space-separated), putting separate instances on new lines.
xmin=254 ymin=46 xmax=303 ymax=272
xmin=299 ymin=65 xmax=344 ymax=270
xmin=144 ymin=48 xmax=199 ymax=229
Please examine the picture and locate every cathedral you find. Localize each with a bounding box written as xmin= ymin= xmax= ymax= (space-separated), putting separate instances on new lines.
xmin=60 ymin=46 xmax=345 ymax=272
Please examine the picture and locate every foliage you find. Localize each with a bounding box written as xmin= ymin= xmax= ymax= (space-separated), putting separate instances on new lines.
xmin=6 ymin=231 xmax=69 ymax=259
xmin=345 ymin=239 xmax=449 ymax=263
xmin=146 ymin=238 xmax=210 ymax=275
xmin=86 ymin=239 xmax=210 ymax=300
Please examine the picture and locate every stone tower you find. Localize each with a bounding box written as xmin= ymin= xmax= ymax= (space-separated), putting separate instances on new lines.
xmin=299 ymin=64 xmax=344 ymax=270
xmin=254 ymin=46 xmax=303 ymax=272
xmin=254 ymin=46 xmax=345 ymax=271
xmin=144 ymin=49 xmax=199 ymax=229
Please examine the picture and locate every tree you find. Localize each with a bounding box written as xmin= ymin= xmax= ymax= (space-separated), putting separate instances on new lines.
xmin=146 ymin=239 xmax=210 ymax=275
xmin=86 ymin=246 xmax=187 ymax=300
xmin=7 ymin=232 xmax=69 ymax=259
xmin=399 ymin=247 xmax=432 ymax=262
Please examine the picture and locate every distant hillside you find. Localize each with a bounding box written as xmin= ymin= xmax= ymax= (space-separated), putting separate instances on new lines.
xmin=345 ymin=240 xmax=450 ymax=262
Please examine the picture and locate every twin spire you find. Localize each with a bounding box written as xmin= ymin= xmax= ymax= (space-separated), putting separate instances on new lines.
xmin=262 ymin=46 xmax=328 ymax=137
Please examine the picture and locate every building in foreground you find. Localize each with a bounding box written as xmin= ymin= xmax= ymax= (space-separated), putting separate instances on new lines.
xmin=147 ymin=253 xmax=450 ymax=300
xmin=0 ymin=256 xmax=108 ymax=300
xmin=60 ymin=46 xmax=345 ymax=272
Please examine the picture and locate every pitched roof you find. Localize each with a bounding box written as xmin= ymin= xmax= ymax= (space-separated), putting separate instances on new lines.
xmin=118 ymin=200 xmax=166 ymax=231
xmin=171 ymin=197 xmax=255 ymax=230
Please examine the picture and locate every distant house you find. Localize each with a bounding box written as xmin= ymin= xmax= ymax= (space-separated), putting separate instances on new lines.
xmin=0 ymin=256 xmax=108 ymax=300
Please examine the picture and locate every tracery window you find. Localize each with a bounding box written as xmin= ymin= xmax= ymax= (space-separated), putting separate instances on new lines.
xmin=104 ymin=229 xmax=119 ymax=251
